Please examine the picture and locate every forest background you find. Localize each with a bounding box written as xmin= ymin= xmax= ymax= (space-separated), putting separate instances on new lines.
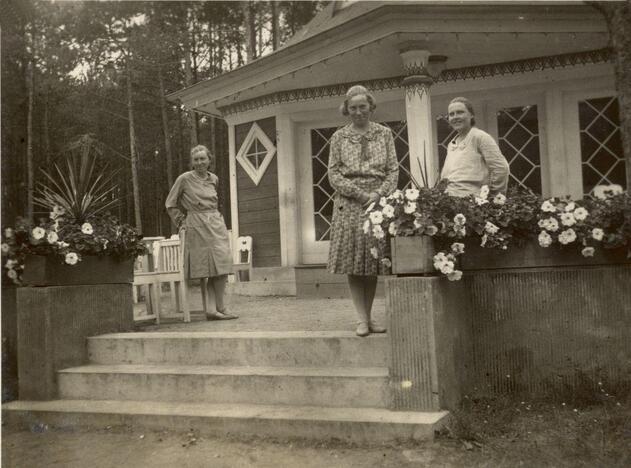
xmin=1 ymin=0 xmax=324 ymax=236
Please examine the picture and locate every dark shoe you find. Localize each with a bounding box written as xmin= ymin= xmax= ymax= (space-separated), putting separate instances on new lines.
xmin=206 ymin=310 xmax=238 ymax=321
xmin=356 ymin=322 xmax=370 ymax=337
xmin=369 ymin=321 xmax=387 ymax=333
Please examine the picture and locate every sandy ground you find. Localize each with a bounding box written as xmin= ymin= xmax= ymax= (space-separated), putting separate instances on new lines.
xmin=2 ymin=425 xmax=476 ymax=468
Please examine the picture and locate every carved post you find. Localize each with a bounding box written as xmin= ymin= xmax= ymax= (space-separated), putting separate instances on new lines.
xmin=398 ymin=45 xmax=447 ymax=187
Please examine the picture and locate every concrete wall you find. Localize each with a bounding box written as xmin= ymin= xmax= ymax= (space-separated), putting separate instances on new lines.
xmin=387 ymin=265 xmax=631 ymax=410
xmin=17 ymin=284 xmax=133 ymax=400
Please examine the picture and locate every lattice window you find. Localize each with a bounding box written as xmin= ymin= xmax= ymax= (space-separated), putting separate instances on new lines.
xmin=579 ymin=96 xmax=625 ymax=195
xmin=310 ymin=122 xmax=412 ymax=241
xmin=436 ymin=115 xmax=457 ymax=172
xmin=236 ymin=123 xmax=277 ymax=186
xmin=497 ymin=105 xmax=542 ymax=194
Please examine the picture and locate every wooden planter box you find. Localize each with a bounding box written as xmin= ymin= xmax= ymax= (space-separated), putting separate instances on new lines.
xmin=22 ymin=255 xmax=134 ymax=286
xmin=461 ymin=240 xmax=630 ymax=271
xmin=390 ymin=236 xmax=630 ymax=274
xmin=390 ymin=236 xmax=435 ymax=274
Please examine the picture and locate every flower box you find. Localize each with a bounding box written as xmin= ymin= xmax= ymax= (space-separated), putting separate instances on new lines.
xmin=390 ymin=236 xmax=435 ymax=274
xmin=22 ymin=255 xmax=134 ymax=286
xmin=460 ymin=241 xmax=630 ymax=271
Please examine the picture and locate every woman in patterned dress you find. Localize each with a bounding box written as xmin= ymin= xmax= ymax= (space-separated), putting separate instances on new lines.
xmin=165 ymin=145 xmax=238 ymax=320
xmin=327 ymin=85 xmax=399 ymax=336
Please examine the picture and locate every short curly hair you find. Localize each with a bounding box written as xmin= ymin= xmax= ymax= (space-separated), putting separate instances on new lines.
xmin=190 ymin=144 xmax=213 ymax=161
xmin=339 ymin=85 xmax=377 ymax=116
xmin=448 ymin=96 xmax=476 ymax=126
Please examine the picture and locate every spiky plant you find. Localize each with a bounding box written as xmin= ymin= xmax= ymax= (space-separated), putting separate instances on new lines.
xmin=33 ymin=135 xmax=120 ymax=223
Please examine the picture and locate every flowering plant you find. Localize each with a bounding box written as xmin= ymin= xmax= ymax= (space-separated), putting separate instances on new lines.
xmin=365 ymin=181 xmax=630 ymax=281
xmin=1 ymin=210 xmax=147 ymax=286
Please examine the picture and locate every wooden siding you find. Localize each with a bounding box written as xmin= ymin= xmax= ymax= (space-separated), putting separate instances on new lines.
xmin=235 ymin=117 xmax=281 ymax=267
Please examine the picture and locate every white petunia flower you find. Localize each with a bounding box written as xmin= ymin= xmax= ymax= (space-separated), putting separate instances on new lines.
xmin=413 ymin=218 xmax=422 ymax=229
xmin=560 ymin=212 xmax=576 ymax=227
xmin=363 ymin=219 xmax=371 ymax=234
xmin=369 ymin=210 xmax=384 ymax=225
xmin=454 ymin=226 xmax=466 ymax=237
xmin=57 ymin=241 xmax=70 ymax=249
xmin=573 ymin=207 xmax=588 ymax=221
xmin=388 ymin=222 xmax=397 ymax=236
xmin=581 ymin=247 xmax=595 ymax=257
xmin=378 ymin=197 xmax=387 ymax=207
xmin=451 ymin=242 xmax=465 ymax=255
xmin=593 ymin=184 xmax=623 ymax=200
xmin=564 ymin=202 xmax=576 ymax=212
xmin=404 ymin=188 xmax=419 ymax=201
xmin=46 ymin=231 xmax=59 ymax=244
xmin=7 ymin=269 xmax=17 ymax=280
xmin=5 ymin=259 xmax=17 ymax=269
xmin=370 ymin=247 xmax=379 ymax=259
xmin=1 ymin=243 xmax=9 ymax=254
xmin=425 ymin=225 xmax=438 ymax=236
xmin=403 ymin=202 xmax=417 ymax=214
xmin=382 ymin=204 xmax=395 ymax=218
xmin=591 ymin=228 xmax=604 ymax=241
xmin=484 ymin=222 xmax=499 ymax=235
xmin=4 ymin=228 xmax=14 ymax=238
xmin=479 ymin=185 xmax=490 ymax=200
xmin=391 ymin=189 xmax=404 ymax=201
xmin=558 ymin=228 xmax=577 ymax=245
xmin=475 ymin=196 xmax=489 ymax=206
xmin=538 ymin=231 xmax=552 ymax=248
xmin=81 ymin=223 xmax=94 ymax=235
xmin=439 ymin=261 xmax=455 ymax=275
xmin=51 ymin=205 xmax=65 ymax=218
xmin=372 ymin=225 xmax=385 ymax=239
xmin=538 ymin=219 xmax=547 ymax=229
xmin=493 ymin=193 xmax=506 ymax=205
xmin=447 ymin=270 xmax=463 ymax=281
xmin=381 ymin=257 xmax=392 ymax=268
xmin=65 ymin=252 xmax=79 ymax=265
xmin=453 ymin=214 xmax=466 ymax=225
xmin=541 ymin=200 xmax=556 ymax=213
xmin=32 ymin=227 xmax=46 ymax=240
xmin=546 ymin=218 xmax=559 ymax=232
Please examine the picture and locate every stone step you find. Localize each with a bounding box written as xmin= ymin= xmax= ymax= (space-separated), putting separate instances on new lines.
xmin=58 ymin=364 xmax=390 ymax=408
xmin=226 ymin=280 xmax=296 ymax=296
xmin=2 ymin=400 xmax=449 ymax=444
xmin=87 ymin=331 xmax=389 ymax=368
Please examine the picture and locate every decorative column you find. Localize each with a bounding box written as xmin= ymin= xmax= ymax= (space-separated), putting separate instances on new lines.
xmin=399 ymin=45 xmax=447 ymax=187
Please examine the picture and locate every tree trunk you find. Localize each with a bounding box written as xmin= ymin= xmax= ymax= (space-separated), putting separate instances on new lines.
xmin=271 ymin=1 xmax=280 ymax=50
xmin=158 ymin=65 xmax=174 ymax=187
xmin=125 ymin=58 xmax=142 ymax=231
xmin=210 ymin=115 xmax=216 ymax=161
xmin=244 ymin=1 xmax=256 ymax=62
xmin=592 ymin=1 xmax=631 ymax=189
xmin=26 ymin=26 xmax=35 ymax=221
xmin=177 ymin=104 xmax=184 ymax=174
xmin=43 ymin=86 xmax=51 ymax=167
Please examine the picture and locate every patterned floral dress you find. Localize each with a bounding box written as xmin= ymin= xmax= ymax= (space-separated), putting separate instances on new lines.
xmin=165 ymin=171 xmax=233 ymax=279
xmin=327 ymin=122 xmax=399 ymax=275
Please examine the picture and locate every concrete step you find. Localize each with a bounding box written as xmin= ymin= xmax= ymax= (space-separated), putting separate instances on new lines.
xmin=88 ymin=331 xmax=389 ymax=368
xmin=2 ymin=399 xmax=449 ymax=444
xmin=58 ymin=364 xmax=391 ymax=408
xmin=226 ymin=280 xmax=296 ymax=296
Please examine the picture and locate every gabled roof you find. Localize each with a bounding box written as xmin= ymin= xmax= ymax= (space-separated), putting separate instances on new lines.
xmin=168 ymin=1 xmax=606 ymax=117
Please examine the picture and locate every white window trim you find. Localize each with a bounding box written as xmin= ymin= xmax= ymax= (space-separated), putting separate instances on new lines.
xmin=235 ymin=122 xmax=277 ymax=186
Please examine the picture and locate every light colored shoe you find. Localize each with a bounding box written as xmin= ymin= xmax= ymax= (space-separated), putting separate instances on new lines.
xmin=369 ymin=321 xmax=387 ymax=333
xmin=206 ymin=309 xmax=239 ymax=321
xmin=356 ymin=322 xmax=370 ymax=337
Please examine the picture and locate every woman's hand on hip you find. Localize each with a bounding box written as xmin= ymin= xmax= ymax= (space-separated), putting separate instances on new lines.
xmin=362 ymin=191 xmax=381 ymax=208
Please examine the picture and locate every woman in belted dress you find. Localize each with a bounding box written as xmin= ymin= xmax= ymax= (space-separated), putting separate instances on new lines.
xmin=165 ymin=145 xmax=238 ymax=320
xmin=327 ymin=85 xmax=399 ymax=336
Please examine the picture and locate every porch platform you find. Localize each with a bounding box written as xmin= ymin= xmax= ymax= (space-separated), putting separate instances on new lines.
xmin=134 ymin=284 xmax=386 ymax=332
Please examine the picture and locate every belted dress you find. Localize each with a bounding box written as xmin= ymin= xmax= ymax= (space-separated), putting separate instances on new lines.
xmin=327 ymin=122 xmax=399 ymax=276
xmin=165 ymin=171 xmax=232 ymax=279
